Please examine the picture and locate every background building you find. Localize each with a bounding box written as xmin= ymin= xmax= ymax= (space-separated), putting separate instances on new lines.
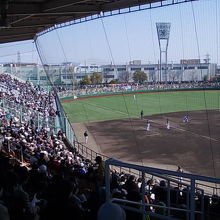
xmin=0 ymin=59 xmax=217 ymax=85
xmin=102 ymin=60 xmax=216 ymax=83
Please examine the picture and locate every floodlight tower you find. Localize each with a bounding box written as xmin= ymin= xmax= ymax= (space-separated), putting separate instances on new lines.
xmin=156 ymin=22 xmax=171 ymax=82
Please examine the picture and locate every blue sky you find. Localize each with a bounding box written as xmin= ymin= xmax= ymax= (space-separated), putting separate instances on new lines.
xmin=0 ymin=0 xmax=219 ymax=65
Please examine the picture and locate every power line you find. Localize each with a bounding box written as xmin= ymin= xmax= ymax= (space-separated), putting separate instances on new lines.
xmin=191 ymin=2 xmax=200 ymax=60
xmin=179 ymin=4 xmax=185 ymax=60
xmin=56 ymin=29 xmax=68 ymax=63
xmin=149 ymin=10 xmax=156 ymax=63
xmin=100 ymin=17 xmax=115 ymax=65
xmin=191 ymin=1 xmax=216 ymax=179
xmin=84 ymin=22 xmax=95 ymax=60
xmin=100 ymin=15 xmax=144 ymax=166
xmin=121 ymin=94 xmax=144 ymax=167
xmin=179 ymin=2 xmax=190 ymax=156
xmin=0 ymin=41 xmax=32 ymax=49
xmin=0 ymin=50 xmax=37 ymax=58
xmin=216 ymin=0 xmax=219 ymax=64
xmin=123 ymin=14 xmax=132 ymax=62
xmin=35 ymin=36 xmax=48 ymax=65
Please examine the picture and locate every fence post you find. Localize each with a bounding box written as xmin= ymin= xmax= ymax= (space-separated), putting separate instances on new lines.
xmin=167 ymin=180 xmax=171 ymax=216
xmin=105 ymin=160 xmax=111 ymax=203
xmin=201 ymin=190 xmax=204 ymax=220
xmin=141 ymin=171 xmax=145 ymax=220
xmin=190 ymin=178 xmax=195 ymax=220
xmin=186 ymin=186 xmax=190 ymax=220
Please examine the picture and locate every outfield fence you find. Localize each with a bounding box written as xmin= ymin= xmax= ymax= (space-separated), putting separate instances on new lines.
xmin=59 ymin=82 xmax=220 ymax=100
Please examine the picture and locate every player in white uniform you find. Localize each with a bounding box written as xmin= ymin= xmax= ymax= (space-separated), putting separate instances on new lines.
xmin=146 ymin=120 xmax=150 ymax=131
xmin=166 ymin=118 xmax=170 ymax=130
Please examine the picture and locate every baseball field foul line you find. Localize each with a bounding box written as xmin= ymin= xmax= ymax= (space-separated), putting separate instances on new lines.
xmin=151 ymin=120 xmax=220 ymax=143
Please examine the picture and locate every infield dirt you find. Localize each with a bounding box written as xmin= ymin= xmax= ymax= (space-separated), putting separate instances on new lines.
xmin=72 ymin=110 xmax=220 ymax=178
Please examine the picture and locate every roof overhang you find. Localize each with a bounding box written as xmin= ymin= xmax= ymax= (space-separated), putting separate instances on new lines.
xmin=0 ymin=0 xmax=197 ymax=44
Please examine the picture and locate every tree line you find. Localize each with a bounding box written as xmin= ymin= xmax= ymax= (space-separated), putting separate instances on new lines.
xmin=80 ymin=70 xmax=147 ymax=85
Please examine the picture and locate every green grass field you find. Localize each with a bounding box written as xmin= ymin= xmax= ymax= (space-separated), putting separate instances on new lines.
xmin=61 ymin=90 xmax=220 ymax=123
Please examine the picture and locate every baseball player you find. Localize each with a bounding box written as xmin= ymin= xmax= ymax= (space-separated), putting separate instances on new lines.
xmin=166 ymin=118 xmax=170 ymax=130
xmin=146 ymin=120 xmax=150 ymax=131
xmin=183 ymin=115 xmax=189 ymax=123
xmin=140 ymin=110 xmax=144 ymax=119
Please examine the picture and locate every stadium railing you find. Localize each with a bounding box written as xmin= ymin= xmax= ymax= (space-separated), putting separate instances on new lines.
xmin=54 ymin=91 xmax=76 ymax=144
xmin=0 ymin=91 xmax=75 ymax=147
xmin=74 ymin=140 xmax=109 ymax=161
xmin=0 ymin=97 xmax=57 ymax=130
xmin=74 ymin=139 xmax=220 ymax=194
xmin=105 ymin=158 xmax=220 ymax=220
xmin=74 ymin=140 xmax=145 ymax=176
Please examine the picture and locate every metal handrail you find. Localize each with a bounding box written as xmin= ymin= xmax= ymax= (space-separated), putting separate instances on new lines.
xmin=105 ymin=159 xmax=220 ymax=220
xmin=0 ymin=97 xmax=57 ymax=130
xmin=74 ymin=140 xmax=220 ymax=199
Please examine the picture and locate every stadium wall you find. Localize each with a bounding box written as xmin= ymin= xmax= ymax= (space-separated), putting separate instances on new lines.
xmin=60 ymin=87 xmax=220 ymax=102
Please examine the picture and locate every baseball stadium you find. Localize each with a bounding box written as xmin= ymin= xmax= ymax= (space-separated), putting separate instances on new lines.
xmin=61 ymin=88 xmax=220 ymax=178
xmin=0 ymin=0 xmax=220 ymax=220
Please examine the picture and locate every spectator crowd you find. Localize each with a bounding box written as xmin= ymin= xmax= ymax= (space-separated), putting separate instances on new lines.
xmin=0 ymin=73 xmax=219 ymax=220
xmin=58 ymin=81 xmax=220 ymax=98
xmin=0 ymin=74 xmax=56 ymax=117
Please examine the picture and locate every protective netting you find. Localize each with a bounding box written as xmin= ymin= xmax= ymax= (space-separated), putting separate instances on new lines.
xmin=33 ymin=0 xmax=220 ymax=178
xmin=35 ymin=1 xmax=219 ymax=65
xmin=0 ymin=40 xmax=40 ymax=82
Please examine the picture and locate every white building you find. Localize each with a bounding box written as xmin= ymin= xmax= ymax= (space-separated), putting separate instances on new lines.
xmin=102 ymin=61 xmax=217 ymax=83
xmin=0 ymin=60 xmax=217 ymax=85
